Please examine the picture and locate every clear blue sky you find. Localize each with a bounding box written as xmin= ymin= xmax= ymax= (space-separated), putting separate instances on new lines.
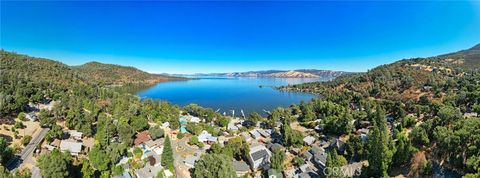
xmin=1 ymin=1 xmax=480 ymax=74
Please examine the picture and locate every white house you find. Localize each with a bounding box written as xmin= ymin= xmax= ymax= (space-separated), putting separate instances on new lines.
xmin=303 ymin=136 xmax=316 ymax=146
xmin=60 ymin=140 xmax=83 ymax=156
xmin=198 ymin=130 xmax=217 ymax=143
xmin=248 ymin=144 xmax=271 ymax=170
xmin=67 ymin=130 xmax=83 ymax=140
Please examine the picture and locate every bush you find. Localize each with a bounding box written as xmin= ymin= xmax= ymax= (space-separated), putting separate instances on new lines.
xmin=176 ymin=132 xmax=184 ymax=139
xmin=17 ymin=112 xmax=26 ymax=120
xmin=188 ymin=136 xmax=204 ymax=148
xmin=22 ymin=135 xmax=32 ymax=146
xmin=149 ymin=126 xmax=164 ymax=140
xmin=133 ymin=147 xmax=143 ymax=159
xmin=14 ymin=121 xmax=25 ymax=129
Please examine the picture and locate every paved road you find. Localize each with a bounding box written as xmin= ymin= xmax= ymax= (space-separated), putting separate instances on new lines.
xmin=6 ymin=128 xmax=49 ymax=171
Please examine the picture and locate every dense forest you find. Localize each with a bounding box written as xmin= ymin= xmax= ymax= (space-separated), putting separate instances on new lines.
xmin=1 ymin=43 xmax=479 ymax=178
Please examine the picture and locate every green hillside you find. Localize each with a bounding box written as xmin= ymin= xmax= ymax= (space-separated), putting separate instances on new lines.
xmin=279 ymin=44 xmax=480 ymax=175
xmin=0 ymin=51 xmax=181 ymax=118
xmin=280 ymin=43 xmax=480 ymax=103
xmin=75 ymin=62 xmax=184 ymax=86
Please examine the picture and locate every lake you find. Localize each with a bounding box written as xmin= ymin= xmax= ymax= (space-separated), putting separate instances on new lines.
xmin=136 ymin=77 xmax=326 ymax=116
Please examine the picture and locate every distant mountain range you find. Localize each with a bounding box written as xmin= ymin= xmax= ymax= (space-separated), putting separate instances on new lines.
xmin=181 ymin=69 xmax=351 ymax=78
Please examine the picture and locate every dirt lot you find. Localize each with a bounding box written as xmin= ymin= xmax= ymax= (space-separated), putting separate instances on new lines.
xmin=0 ymin=120 xmax=41 ymax=147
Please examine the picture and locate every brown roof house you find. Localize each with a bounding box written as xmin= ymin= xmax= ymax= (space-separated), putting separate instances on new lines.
xmin=134 ymin=131 xmax=151 ymax=146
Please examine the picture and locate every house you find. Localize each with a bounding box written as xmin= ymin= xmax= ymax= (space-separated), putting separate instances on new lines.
xmin=232 ymin=160 xmax=250 ymax=177
xmin=303 ymin=151 xmax=313 ymax=161
xmin=303 ymin=136 xmax=316 ymax=146
xmin=248 ymin=144 xmax=271 ymax=170
xmin=228 ymin=123 xmax=239 ymax=131
xmin=198 ymin=130 xmax=217 ymax=144
xmin=134 ymin=162 xmax=163 ymax=178
xmin=257 ymin=129 xmax=270 ymax=138
xmin=145 ymin=138 xmax=164 ymax=150
xmin=189 ymin=116 xmax=201 ymax=123
xmin=241 ymin=132 xmax=253 ymax=142
xmin=59 ymin=140 xmax=83 ymax=156
xmin=160 ymin=122 xmax=170 ymax=129
xmin=44 ymin=144 xmax=56 ymax=151
xmin=285 ymin=167 xmax=296 ymax=178
xmin=330 ymin=139 xmax=347 ymax=154
xmin=291 ymin=147 xmax=301 ymax=155
xmin=266 ymin=142 xmax=285 ymax=152
xmin=294 ymin=171 xmax=319 ymax=178
xmin=249 ymin=130 xmax=262 ymax=139
xmin=67 ymin=130 xmax=83 ymax=140
xmin=310 ymin=146 xmax=327 ymax=169
xmin=184 ymin=155 xmax=199 ymax=168
xmin=134 ymin=131 xmax=151 ymax=146
xmin=299 ymin=164 xmax=314 ymax=173
xmin=267 ymin=168 xmax=282 ymax=178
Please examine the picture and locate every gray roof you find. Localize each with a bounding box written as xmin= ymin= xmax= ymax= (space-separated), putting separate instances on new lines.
xmin=145 ymin=138 xmax=164 ymax=148
xmin=313 ymin=152 xmax=327 ymax=168
xmin=249 ymin=130 xmax=261 ymax=138
xmin=331 ymin=139 xmax=346 ymax=153
xmin=310 ymin=145 xmax=325 ymax=155
xmin=303 ymin=151 xmax=313 ymax=161
xmin=252 ymin=149 xmax=269 ymax=161
xmin=257 ymin=129 xmax=270 ymax=137
xmin=184 ymin=155 xmax=198 ymax=166
xmin=59 ymin=140 xmax=82 ymax=153
xmin=295 ymin=172 xmax=319 ymax=178
xmin=267 ymin=143 xmax=284 ymax=151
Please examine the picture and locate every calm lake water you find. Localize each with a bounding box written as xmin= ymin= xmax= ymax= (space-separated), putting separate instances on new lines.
xmin=136 ymin=77 xmax=326 ymax=115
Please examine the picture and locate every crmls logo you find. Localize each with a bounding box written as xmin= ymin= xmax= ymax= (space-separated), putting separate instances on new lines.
xmin=323 ymin=166 xmax=362 ymax=177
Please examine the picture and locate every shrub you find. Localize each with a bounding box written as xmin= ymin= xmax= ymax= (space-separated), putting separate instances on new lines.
xmin=22 ymin=135 xmax=32 ymax=146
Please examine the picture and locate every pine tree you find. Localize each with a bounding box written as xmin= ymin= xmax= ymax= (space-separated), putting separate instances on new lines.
xmin=161 ymin=136 xmax=174 ymax=170
xmin=271 ymin=149 xmax=286 ymax=171
xmin=326 ymin=149 xmax=347 ymax=178
xmin=365 ymin=106 xmax=393 ymax=177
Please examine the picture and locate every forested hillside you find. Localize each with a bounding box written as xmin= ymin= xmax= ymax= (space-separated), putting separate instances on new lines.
xmin=75 ymin=62 xmax=184 ymax=86
xmin=0 ymin=50 xmax=181 ymax=119
xmin=279 ymin=44 xmax=480 ymax=176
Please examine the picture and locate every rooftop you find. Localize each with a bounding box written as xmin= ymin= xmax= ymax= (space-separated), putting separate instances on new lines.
xmin=134 ymin=131 xmax=151 ymax=146
xmin=59 ymin=140 xmax=82 ymax=154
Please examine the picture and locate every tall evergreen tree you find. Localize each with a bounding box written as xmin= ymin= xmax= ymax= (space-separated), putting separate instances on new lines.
xmin=365 ymin=106 xmax=394 ymax=177
xmin=326 ymin=149 xmax=347 ymax=178
xmin=271 ymin=149 xmax=286 ymax=171
xmin=161 ymin=136 xmax=174 ymax=170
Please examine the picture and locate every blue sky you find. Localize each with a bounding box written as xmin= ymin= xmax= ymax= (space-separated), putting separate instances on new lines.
xmin=1 ymin=1 xmax=480 ymax=74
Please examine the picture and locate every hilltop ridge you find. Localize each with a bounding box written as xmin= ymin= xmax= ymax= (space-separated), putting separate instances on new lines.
xmin=186 ymin=69 xmax=350 ymax=78
xmin=74 ymin=61 xmax=185 ymax=86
